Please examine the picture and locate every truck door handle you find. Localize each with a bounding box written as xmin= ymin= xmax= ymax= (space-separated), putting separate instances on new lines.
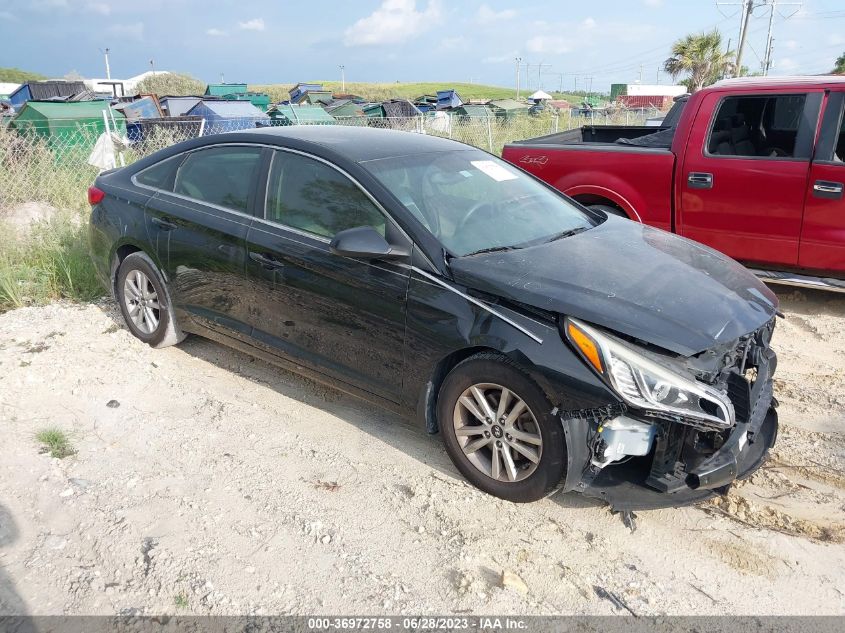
xmin=151 ymin=216 xmax=178 ymax=231
xmin=249 ymin=251 xmax=284 ymax=270
xmin=813 ymin=180 xmax=844 ymax=200
xmin=688 ymin=172 xmax=714 ymax=189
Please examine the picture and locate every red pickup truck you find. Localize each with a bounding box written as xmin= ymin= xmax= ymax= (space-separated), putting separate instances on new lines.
xmin=502 ymin=76 xmax=845 ymax=291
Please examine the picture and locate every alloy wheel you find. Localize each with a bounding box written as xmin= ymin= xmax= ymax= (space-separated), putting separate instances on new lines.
xmin=452 ymin=383 xmax=543 ymax=483
xmin=122 ymin=269 xmax=160 ymax=335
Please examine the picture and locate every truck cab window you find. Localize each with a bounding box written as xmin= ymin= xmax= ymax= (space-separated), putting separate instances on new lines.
xmin=707 ymin=94 xmax=808 ymax=159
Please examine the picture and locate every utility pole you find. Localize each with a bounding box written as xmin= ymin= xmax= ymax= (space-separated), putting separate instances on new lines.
xmin=103 ymin=48 xmax=111 ymax=80
xmin=149 ymin=59 xmax=155 ymax=76
xmin=734 ymin=0 xmax=755 ymax=78
xmin=638 ymin=64 xmax=644 ymax=83
xmin=762 ymin=1 xmax=801 ymax=74
xmin=339 ymin=65 xmax=345 ymax=92
xmin=515 ymin=57 xmax=522 ymax=99
xmin=763 ymin=0 xmax=776 ymax=74
xmin=536 ymin=62 xmax=551 ymax=91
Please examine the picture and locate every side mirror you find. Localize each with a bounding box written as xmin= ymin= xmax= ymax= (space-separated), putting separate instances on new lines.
xmin=330 ymin=226 xmax=408 ymax=260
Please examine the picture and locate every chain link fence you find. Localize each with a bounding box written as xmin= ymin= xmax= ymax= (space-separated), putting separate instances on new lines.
xmin=0 ymin=107 xmax=661 ymax=212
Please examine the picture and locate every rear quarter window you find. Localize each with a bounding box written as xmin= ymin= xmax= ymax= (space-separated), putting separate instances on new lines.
xmin=134 ymin=154 xmax=184 ymax=191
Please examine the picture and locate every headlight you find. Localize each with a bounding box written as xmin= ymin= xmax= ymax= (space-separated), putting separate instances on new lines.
xmin=564 ymin=317 xmax=734 ymax=429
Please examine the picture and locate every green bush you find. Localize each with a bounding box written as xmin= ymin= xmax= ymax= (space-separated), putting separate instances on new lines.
xmin=134 ymin=72 xmax=205 ymax=96
xmin=0 ymin=211 xmax=104 ymax=312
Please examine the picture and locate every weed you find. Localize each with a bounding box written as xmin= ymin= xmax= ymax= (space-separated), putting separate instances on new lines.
xmin=173 ymin=593 xmax=189 ymax=608
xmin=0 ymin=210 xmax=104 ymax=312
xmin=35 ymin=427 xmax=75 ymax=459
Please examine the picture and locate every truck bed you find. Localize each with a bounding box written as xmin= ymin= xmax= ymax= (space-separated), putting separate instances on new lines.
xmin=522 ymin=125 xmax=671 ymax=145
xmin=503 ymin=130 xmax=676 ymax=231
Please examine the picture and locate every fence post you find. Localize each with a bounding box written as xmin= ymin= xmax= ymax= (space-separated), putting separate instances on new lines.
xmin=199 ymin=118 xmax=206 ymax=137
xmin=485 ymin=116 xmax=493 ymax=153
xmin=448 ymin=114 xmax=453 ymax=139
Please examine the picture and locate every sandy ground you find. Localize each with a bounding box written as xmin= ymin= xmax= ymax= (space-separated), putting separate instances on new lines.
xmin=0 ymin=288 xmax=843 ymax=616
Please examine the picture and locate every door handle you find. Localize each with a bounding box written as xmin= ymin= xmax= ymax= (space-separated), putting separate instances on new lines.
xmin=151 ymin=216 xmax=178 ymax=231
xmin=688 ymin=172 xmax=714 ymax=189
xmin=813 ymin=180 xmax=844 ymax=200
xmin=249 ymin=251 xmax=284 ymax=270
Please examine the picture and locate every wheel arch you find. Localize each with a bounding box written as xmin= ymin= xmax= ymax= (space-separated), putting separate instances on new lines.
xmin=109 ymin=241 xmax=163 ymax=298
xmin=565 ymin=185 xmax=641 ymax=221
xmin=419 ymin=345 xmax=560 ymax=434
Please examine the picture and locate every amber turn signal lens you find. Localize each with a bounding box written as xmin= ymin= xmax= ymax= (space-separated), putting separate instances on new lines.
xmin=567 ymin=322 xmax=604 ymax=373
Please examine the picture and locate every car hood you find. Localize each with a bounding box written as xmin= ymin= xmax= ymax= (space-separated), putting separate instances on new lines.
xmin=448 ymin=217 xmax=779 ymax=356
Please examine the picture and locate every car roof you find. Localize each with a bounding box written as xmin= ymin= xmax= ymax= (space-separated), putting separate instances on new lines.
xmin=712 ymin=75 xmax=845 ymax=90
xmin=237 ymin=125 xmax=474 ymax=162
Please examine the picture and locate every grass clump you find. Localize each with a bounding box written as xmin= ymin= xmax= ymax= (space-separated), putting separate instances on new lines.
xmin=174 ymin=593 xmax=189 ymax=608
xmin=0 ymin=211 xmax=105 ymax=312
xmin=35 ymin=427 xmax=75 ymax=458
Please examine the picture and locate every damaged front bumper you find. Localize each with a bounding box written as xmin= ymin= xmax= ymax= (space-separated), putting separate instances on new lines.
xmin=560 ymin=327 xmax=779 ymax=511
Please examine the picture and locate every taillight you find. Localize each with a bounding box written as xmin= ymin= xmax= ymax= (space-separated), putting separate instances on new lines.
xmin=88 ymin=186 xmax=105 ymax=205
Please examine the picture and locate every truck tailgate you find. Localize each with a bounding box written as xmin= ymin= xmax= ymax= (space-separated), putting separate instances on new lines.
xmin=503 ymin=143 xmax=676 ymax=231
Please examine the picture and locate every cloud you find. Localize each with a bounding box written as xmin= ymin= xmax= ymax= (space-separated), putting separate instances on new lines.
xmin=828 ymin=33 xmax=845 ymax=46
xmin=107 ymin=22 xmax=144 ymax=41
xmin=581 ymin=17 xmax=596 ymax=29
xmin=206 ymin=28 xmax=227 ymax=36
xmin=643 ymin=0 xmax=663 ymax=6
xmin=477 ymin=4 xmax=517 ymax=24
xmin=344 ymin=0 xmax=442 ymax=47
xmin=784 ymin=39 xmax=799 ymax=51
xmin=440 ymin=36 xmax=467 ymax=50
xmin=482 ymin=51 xmax=519 ymax=64
xmin=0 ymin=10 xmax=16 ymax=20
xmin=777 ymin=57 xmax=800 ymax=72
xmin=32 ymin=0 xmax=68 ymax=9
xmin=85 ymin=2 xmax=110 ymax=14
xmin=238 ymin=18 xmax=265 ymax=31
xmin=525 ymin=35 xmax=571 ymax=55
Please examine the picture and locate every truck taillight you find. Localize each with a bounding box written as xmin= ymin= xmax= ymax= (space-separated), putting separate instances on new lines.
xmin=88 ymin=186 xmax=105 ymax=205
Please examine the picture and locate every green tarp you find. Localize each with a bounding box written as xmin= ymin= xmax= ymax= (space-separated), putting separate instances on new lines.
xmin=267 ymin=104 xmax=336 ymax=125
xmin=9 ymin=101 xmax=126 ymax=150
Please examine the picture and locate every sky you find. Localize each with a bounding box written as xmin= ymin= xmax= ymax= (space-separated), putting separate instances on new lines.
xmin=1 ymin=0 xmax=844 ymax=91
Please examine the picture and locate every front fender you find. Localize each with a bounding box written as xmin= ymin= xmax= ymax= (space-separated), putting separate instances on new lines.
xmin=403 ymin=273 xmax=619 ymax=428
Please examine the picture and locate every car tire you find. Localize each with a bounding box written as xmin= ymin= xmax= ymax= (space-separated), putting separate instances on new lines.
xmin=437 ymin=353 xmax=566 ymax=502
xmin=115 ymin=252 xmax=184 ymax=349
xmin=589 ymin=203 xmax=628 ymax=219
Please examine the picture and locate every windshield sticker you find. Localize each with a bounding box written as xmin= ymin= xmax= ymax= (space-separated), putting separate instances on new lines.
xmin=470 ymin=160 xmax=519 ymax=182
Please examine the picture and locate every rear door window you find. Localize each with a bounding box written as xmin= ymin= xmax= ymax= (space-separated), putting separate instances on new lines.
xmin=173 ymin=146 xmax=263 ymax=212
xmin=265 ymin=151 xmax=386 ymax=238
xmin=707 ymin=93 xmax=809 ymax=159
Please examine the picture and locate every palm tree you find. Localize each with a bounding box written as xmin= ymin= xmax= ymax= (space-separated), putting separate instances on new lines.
xmin=664 ymin=30 xmax=734 ymax=92
xmin=834 ymin=52 xmax=845 ymax=74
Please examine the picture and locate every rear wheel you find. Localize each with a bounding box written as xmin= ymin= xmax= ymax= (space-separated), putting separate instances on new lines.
xmin=438 ymin=354 xmax=566 ymax=502
xmin=115 ymin=252 xmax=184 ymax=348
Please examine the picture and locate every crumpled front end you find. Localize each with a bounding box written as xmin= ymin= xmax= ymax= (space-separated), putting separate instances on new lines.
xmin=561 ymin=317 xmax=779 ymax=510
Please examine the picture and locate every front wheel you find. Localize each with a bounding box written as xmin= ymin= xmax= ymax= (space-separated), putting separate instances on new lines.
xmin=437 ymin=354 xmax=566 ymax=502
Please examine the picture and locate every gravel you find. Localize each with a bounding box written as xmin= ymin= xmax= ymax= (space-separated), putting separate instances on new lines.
xmin=0 ymin=289 xmax=843 ymax=616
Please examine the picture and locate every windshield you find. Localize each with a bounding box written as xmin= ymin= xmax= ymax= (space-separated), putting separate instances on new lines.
xmin=363 ymin=149 xmax=597 ymax=256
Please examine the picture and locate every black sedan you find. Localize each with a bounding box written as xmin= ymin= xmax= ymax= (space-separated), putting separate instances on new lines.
xmin=88 ymin=126 xmax=780 ymax=508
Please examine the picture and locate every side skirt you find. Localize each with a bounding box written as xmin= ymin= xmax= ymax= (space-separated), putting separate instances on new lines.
xmin=179 ymin=319 xmax=415 ymax=420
